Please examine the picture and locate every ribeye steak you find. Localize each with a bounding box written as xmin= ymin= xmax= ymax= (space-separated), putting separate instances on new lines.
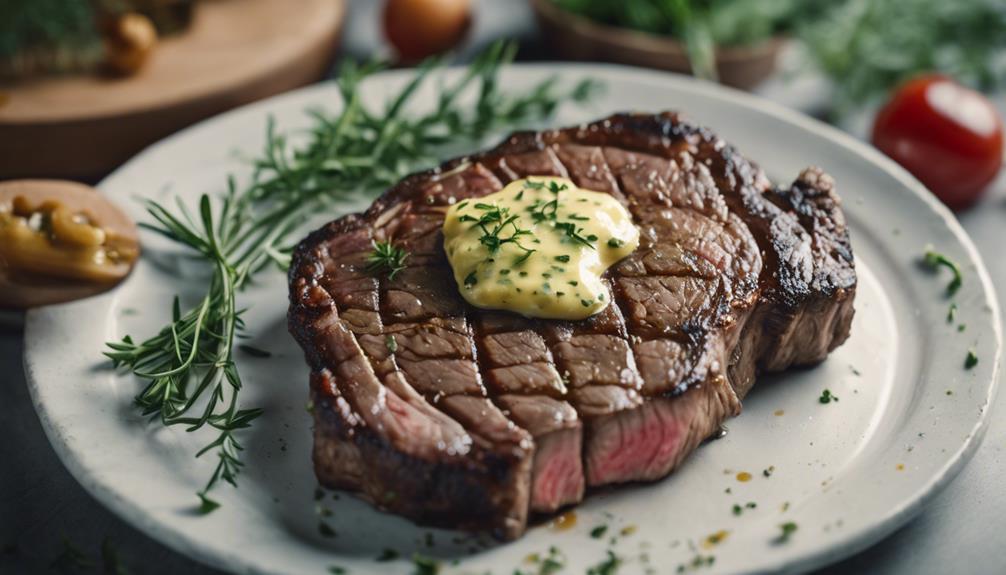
xmin=288 ymin=112 xmax=857 ymax=540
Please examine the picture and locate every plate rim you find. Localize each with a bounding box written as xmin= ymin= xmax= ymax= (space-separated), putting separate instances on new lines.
xmin=23 ymin=62 xmax=1003 ymax=575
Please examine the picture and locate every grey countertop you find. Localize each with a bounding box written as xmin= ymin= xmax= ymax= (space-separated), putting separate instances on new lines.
xmin=2 ymin=1 xmax=1004 ymax=573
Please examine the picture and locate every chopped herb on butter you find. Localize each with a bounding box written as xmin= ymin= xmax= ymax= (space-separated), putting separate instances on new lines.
xmin=443 ymin=177 xmax=638 ymax=320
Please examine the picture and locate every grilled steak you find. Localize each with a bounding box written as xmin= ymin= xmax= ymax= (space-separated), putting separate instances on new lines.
xmin=288 ymin=112 xmax=857 ymax=540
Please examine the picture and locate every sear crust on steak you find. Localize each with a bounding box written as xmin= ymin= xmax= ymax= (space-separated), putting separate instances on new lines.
xmin=288 ymin=112 xmax=857 ymax=540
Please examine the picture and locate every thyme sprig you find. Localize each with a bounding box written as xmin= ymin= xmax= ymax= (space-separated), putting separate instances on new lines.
xmin=104 ymin=41 xmax=597 ymax=509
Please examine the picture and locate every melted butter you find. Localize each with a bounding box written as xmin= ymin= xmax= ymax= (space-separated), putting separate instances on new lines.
xmin=0 ymin=195 xmax=138 ymax=283
xmin=442 ymin=177 xmax=638 ymax=320
xmin=550 ymin=510 xmax=578 ymax=531
xmin=702 ymin=530 xmax=730 ymax=549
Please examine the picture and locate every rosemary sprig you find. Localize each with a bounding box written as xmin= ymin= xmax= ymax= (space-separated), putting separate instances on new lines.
xmin=366 ymin=240 xmax=409 ymax=279
xmin=105 ymin=183 xmax=271 ymax=510
xmin=104 ymin=41 xmax=597 ymax=508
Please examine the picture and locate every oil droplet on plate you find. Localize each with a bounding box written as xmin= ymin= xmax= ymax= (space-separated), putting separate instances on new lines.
xmin=550 ymin=510 xmax=577 ymax=531
xmin=736 ymin=471 xmax=752 ymax=482
xmin=702 ymin=530 xmax=730 ymax=549
xmin=774 ymin=409 xmax=785 ymax=416
xmin=896 ymin=464 xmax=905 ymax=471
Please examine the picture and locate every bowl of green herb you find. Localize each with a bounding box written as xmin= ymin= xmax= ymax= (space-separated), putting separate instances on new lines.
xmin=530 ymin=0 xmax=798 ymax=89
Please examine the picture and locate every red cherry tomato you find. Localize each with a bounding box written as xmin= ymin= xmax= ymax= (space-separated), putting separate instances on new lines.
xmin=383 ymin=0 xmax=472 ymax=62
xmin=872 ymin=75 xmax=1003 ymax=210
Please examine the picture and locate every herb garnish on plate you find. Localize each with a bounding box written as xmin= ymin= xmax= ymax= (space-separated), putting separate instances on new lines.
xmin=773 ymin=521 xmax=798 ymax=544
xmin=922 ymin=247 xmax=963 ymax=296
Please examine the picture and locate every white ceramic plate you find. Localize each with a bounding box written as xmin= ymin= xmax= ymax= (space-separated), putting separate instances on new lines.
xmin=24 ymin=65 xmax=1002 ymax=575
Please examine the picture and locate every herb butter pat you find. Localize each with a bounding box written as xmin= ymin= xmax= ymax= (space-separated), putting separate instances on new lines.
xmin=443 ymin=177 xmax=638 ymax=320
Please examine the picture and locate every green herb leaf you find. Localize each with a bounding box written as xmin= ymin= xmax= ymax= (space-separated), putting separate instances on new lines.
xmin=774 ymin=521 xmax=798 ymax=544
xmin=965 ymin=349 xmax=978 ymax=369
xmin=366 ymin=240 xmax=409 ymax=280
xmin=470 ymin=203 xmax=536 ymax=259
xmin=922 ymin=247 xmax=963 ymax=296
xmin=587 ymin=550 xmax=621 ymax=575
xmin=377 ymin=549 xmax=399 ymax=562
xmin=818 ymin=389 xmax=838 ymax=404
xmin=197 ymin=493 xmax=221 ymax=515
xmin=318 ymin=521 xmax=337 ymax=538
xmin=539 ymin=546 xmax=566 ymax=575
xmin=412 ymin=553 xmax=441 ymax=575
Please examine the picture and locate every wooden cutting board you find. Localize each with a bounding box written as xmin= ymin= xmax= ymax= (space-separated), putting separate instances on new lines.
xmin=0 ymin=0 xmax=346 ymax=180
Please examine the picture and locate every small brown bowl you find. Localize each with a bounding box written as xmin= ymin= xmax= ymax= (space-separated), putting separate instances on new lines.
xmin=530 ymin=0 xmax=786 ymax=90
xmin=0 ymin=180 xmax=139 ymax=309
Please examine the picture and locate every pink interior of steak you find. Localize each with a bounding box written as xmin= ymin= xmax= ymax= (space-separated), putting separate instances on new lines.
xmin=530 ymin=427 xmax=584 ymax=511
xmin=289 ymin=112 xmax=857 ymax=539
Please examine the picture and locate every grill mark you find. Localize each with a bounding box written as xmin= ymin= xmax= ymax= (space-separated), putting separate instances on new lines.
xmin=539 ymin=147 xmax=669 ymax=489
xmin=408 ymin=163 xmax=544 ymax=471
xmin=367 ymin=190 xmax=493 ymax=445
xmin=601 ymin=154 xmax=711 ymax=355
xmin=580 ymin=151 xmax=647 ymax=394
xmin=468 ymin=305 xmax=586 ymax=512
xmin=462 ymin=302 xmax=540 ymax=450
xmin=545 ymin=147 xmax=571 ymax=179
xmin=295 ymin=237 xmax=480 ymax=464
xmin=599 ymin=151 xmax=738 ymax=402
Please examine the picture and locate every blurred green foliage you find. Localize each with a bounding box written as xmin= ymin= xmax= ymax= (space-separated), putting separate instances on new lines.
xmin=800 ymin=0 xmax=1006 ymax=110
xmin=0 ymin=0 xmax=192 ymax=76
xmin=552 ymin=0 xmax=802 ymax=46
xmin=552 ymin=0 xmax=1006 ymax=108
xmin=555 ymin=0 xmax=804 ymax=80
xmin=0 ymin=0 xmax=98 ymax=59
xmin=552 ymin=0 xmax=804 ymax=80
